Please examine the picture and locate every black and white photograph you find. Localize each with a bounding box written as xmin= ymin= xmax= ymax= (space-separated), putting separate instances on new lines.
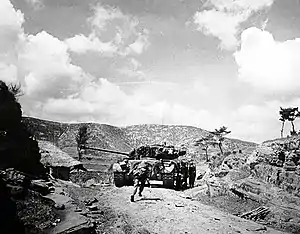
xmin=0 ymin=0 xmax=300 ymax=233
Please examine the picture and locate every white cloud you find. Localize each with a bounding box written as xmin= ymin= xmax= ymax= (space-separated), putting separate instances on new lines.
xmin=66 ymin=4 xmax=149 ymax=56
xmin=0 ymin=0 xmax=24 ymax=83
xmin=19 ymin=31 xmax=89 ymax=99
xmin=65 ymin=33 xmax=117 ymax=55
xmin=0 ymin=0 xmax=24 ymax=54
xmin=234 ymin=27 xmax=300 ymax=93
xmin=125 ymin=30 xmax=150 ymax=55
xmin=40 ymin=78 xmax=222 ymax=129
xmin=194 ymin=0 xmax=274 ymax=50
xmin=25 ymin=0 xmax=43 ymax=10
xmin=0 ymin=63 xmax=18 ymax=83
xmin=3 ymin=0 xmax=296 ymax=144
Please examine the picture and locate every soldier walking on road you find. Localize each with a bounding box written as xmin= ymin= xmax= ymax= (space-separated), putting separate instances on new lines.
xmin=128 ymin=161 xmax=152 ymax=202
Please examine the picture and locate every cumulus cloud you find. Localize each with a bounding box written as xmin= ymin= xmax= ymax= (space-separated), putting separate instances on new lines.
xmin=40 ymin=78 xmax=223 ymax=129
xmin=64 ymin=34 xmax=117 ymax=55
xmin=20 ymin=31 xmax=91 ymax=100
xmin=0 ymin=0 xmax=217 ymax=133
xmin=0 ymin=0 xmax=24 ymax=87
xmin=0 ymin=0 xmax=24 ymax=69
xmin=2 ymin=0 xmax=292 ymax=144
xmin=65 ymin=4 xmax=149 ymax=56
xmin=194 ymin=0 xmax=274 ymax=50
xmin=234 ymin=27 xmax=300 ymax=93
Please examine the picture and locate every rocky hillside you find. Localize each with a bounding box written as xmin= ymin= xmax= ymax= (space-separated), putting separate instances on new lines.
xmin=23 ymin=117 xmax=257 ymax=158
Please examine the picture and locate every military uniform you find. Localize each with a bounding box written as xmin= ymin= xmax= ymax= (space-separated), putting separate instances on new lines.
xmin=128 ymin=161 xmax=151 ymax=202
xmin=181 ymin=161 xmax=188 ymax=190
xmin=188 ymin=163 xmax=196 ymax=188
xmin=120 ymin=159 xmax=131 ymax=185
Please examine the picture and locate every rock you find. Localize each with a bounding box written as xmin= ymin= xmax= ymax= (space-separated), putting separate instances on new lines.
xmin=43 ymin=193 xmax=72 ymax=211
xmin=30 ymin=179 xmax=51 ymax=196
xmin=84 ymin=179 xmax=97 ymax=188
xmin=253 ymin=226 xmax=267 ymax=232
xmin=0 ymin=176 xmax=25 ymax=233
xmin=84 ymin=197 xmax=98 ymax=206
xmin=87 ymin=205 xmax=98 ymax=211
xmin=54 ymin=203 xmax=65 ymax=210
xmin=175 ymin=203 xmax=184 ymax=207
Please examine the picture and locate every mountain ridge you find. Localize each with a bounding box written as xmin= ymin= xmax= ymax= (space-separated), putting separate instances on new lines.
xmin=22 ymin=116 xmax=257 ymax=165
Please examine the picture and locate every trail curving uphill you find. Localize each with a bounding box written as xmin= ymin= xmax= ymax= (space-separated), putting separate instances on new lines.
xmin=99 ymin=185 xmax=286 ymax=234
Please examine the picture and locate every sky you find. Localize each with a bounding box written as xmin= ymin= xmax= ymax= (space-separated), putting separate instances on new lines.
xmin=1 ymin=0 xmax=300 ymax=143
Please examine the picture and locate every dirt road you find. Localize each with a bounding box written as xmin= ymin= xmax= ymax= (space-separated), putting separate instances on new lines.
xmin=97 ymin=185 xmax=286 ymax=234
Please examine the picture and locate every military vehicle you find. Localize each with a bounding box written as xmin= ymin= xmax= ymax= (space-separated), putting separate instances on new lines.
xmin=81 ymin=144 xmax=192 ymax=190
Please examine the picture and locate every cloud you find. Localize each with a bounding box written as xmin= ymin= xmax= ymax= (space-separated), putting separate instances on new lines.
xmin=65 ymin=4 xmax=149 ymax=56
xmin=40 ymin=78 xmax=223 ymax=129
xmin=0 ymin=1 xmax=214 ymax=131
xmin=0 ymin=63 xmax=18 ymax=83
xmin=0 ymin=0 xmax=24 ymax=83
xmin=193 ymin=0 xmax=274 ymax=50
xmin=25 ymin=0 xmax=43 ymax=10
xmin=3 ymin=0 xmax=295 ymax=144
xmin=0 ymin=0 xmax=24 ymax=59
xmin=64 ymin=33 xmax=118 ymax=55
xmin=19 ymin=31 xmax=90 ymax=100
xmin=234 ymin=27 xmax=300 ymax=93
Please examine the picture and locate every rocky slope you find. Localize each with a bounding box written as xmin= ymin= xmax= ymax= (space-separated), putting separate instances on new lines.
xmin=196 ymin=134 xmax=300 ymax=233
xmin=22 ymin=117 xmax=257 ymax=158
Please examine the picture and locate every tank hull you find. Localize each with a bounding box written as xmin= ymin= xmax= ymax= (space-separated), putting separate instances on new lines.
xmin=112 ymin=158 xmax=180 ymax=189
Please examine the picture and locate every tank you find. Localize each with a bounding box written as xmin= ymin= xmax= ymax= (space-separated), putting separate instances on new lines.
xmin=82 ymin=144 xmax=193 ymax=190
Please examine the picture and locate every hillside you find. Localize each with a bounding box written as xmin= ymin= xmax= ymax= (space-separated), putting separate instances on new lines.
xmin=23 ymin=117 xmax=257 ymax=150
xmin=22 ymin=117 xmax=257 ymax=159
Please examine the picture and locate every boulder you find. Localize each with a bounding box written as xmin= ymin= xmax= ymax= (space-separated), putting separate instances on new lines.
xmin=30 ymin=180 xmax=52 ymax=196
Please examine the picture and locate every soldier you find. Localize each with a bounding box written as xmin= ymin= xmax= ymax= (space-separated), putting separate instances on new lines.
xmin=119 ymin=158 xmax=130 ymax=173
xmin=120 ymin=158 xmax=132 ymax=186
xmin=181 ymin=161 xmax=188 ymax=190
xmin=188 ymin=162 xmax=196 ymax=188
xmin=128 ymin=161 xmax=152 ymax=202
xmin=173 ymin=161 xmax=182 ymax=190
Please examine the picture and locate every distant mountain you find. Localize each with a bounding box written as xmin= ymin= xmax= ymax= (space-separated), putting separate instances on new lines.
xmin=22 ymin=117 xmax=257 ymax=160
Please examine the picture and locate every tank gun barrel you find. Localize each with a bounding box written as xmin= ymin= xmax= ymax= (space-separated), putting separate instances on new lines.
xmin=82 ymin=146 xmax=129 ymax=156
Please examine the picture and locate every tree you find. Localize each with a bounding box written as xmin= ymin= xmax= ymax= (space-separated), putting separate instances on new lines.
xmin=8 ymin=83 xmax=23 ymax=98
xmin=0 ymin=80 xmax=46 ymax=176
xmin=279 ymin=107 xmax=299 ymax=137
xmin=75 ymin=125 xmax=89 ymax=160
xmin=0 ymin=81 xmax=22 ymax=131
xmin=209 ymin=126 xmax=231 ymax=155
xmin=194 ymin=135 xmax=219 ymax=162
xmin=195 ymin=136 xmax=210 ymax=162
